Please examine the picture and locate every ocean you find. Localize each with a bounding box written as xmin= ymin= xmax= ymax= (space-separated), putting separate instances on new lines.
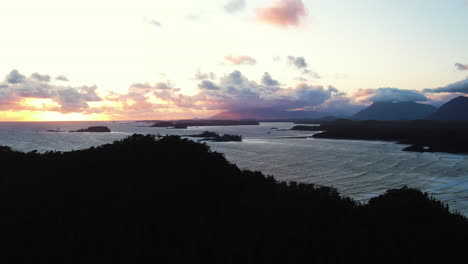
xmin=1 ymin=121 xmax=467 ymax=215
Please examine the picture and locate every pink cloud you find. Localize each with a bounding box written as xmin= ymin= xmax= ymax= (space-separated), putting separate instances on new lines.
xmin=426 ymin=93 xmax=466 ymax=107
xmin=256 ymin=0 xmax=308 ymax=28
xmin=225 ymin=55 xmax=257 ymax=65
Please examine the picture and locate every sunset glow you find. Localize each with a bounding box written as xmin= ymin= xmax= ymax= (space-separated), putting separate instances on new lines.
xmin=0 ymin=110 xmax=109 ymax=122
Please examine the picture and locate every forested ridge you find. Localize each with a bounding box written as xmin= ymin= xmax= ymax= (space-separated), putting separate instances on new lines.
xmin=0 ymin=134 xmax=466 ymax=263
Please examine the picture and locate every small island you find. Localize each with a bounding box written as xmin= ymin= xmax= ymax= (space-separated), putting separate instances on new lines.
xmin=150 ymin=121 xmax=175 ymax=127
xmin=290 ymin=125 xmax=323 ymax=131
xmin=69 ymin=126 xmax=111 ymax=133
xmin=173 ymin=124 xmax=188 ymax=129
xmin=188 ymin=131 xmax=242 ymax=142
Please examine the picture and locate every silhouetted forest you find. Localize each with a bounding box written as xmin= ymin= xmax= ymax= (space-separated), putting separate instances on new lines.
xmin=310 ymin=119 xmax=468 ymax=153
xmin=0 ymin=134 xmax=466 ymax=263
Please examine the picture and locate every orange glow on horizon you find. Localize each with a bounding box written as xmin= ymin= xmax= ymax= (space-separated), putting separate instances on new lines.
xmin=20 ymin=98 xmax=60 ymax=110
xmin=0 ymin=110 xmax=110 ymax=122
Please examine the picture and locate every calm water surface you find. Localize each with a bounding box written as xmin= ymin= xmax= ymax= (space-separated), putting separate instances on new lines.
xmin=1 ymin=121 xmax=467 ymax=215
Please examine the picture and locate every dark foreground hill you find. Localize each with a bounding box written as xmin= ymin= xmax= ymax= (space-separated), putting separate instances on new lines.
xmin=429 ymin=96 xmax=468 ymax=121
xmin=0 ymin=135 xmax=466 ymax=263
xmin=352 ymin=101 xmax=437 ymax=121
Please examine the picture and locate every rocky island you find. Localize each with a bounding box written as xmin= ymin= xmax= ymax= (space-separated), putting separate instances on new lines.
xmin=291 ymin=125 xmax=323 ymax=131
xmin=188 ymin=131 xmax=242 ymax=142
xmin=69 ymin=126 xmax=111 ymax=133
xmin=150 ymin=121 xmax=175 ymax=127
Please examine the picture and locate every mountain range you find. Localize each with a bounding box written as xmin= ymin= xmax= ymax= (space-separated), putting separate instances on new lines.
xmin=352 ymin=101 xmax=437 ymax=121
xmin=428 ymin=96 xmax=468 ymax=121
xmin=210 ymin=96 xmax=468 ymax=121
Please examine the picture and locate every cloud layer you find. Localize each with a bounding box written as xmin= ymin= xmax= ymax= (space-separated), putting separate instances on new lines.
xmin=352 ymin=88 xmax=428 ymax=103
xmin=191 ymin=70 xmax=339 ymax=113
xmin=424 ymin=79 xmax=468 ymax=94
xmin=2 ymin=69 xmax=468 ymax=120
xmin=0 ymin=70 xmax=101 ymax=113
xmin=256 ymin=0 xmax=307 ymax=28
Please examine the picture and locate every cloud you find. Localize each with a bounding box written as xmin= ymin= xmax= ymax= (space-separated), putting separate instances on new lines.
xmin=144 ymin=17 xmax=162 ymax=27
xmin=52 ymin=86 xmax=101 ymax=112
xmin=288 ymin=56 xmax=307 ymax=69
xmin=194 ymin=70 xmax=216 ymax=80
xmin=149 ymin=20 xmax=162 ymax=27
xmin=55 ymin=75 xmax=69 ymax=82
xmin=256 ymin=0 xmax=307 ymax=28
xmin=5 ymin=70 xmax=26 ymax=84
xmin=103 ymin=81 xmax=194 ymax=118
xmin=0 ymin=70 xmax=102 ymax=113
xmin=154 ymin=82 xmax=173 ymax=90
xmin=1 ymin=69 xmax=361 ymax=119
xmin=261 ymin=72 xmax=280 ymax=86
xmin=225 ymin=55 xmax=257 ymax=65
xmin=302 ymin=69 xmax=320 ymax=79
xmin=130 ymin=83 xmax=153 ymax=89
xmin=425 ymin=92 xmax=465 ymax=107
xmin=198 ymin=80 xmax=221 ymax=90
xmin=287 ymin=56 xmax=320 ymax=79
xmin=130 ymin=82 xmax=174 ymax=92
xmin=455 ymin=63 xmax=468 ymax=71
xmin=353 ymin=88 xmax=428 ymax=103
xmin=424 ymin=79 xmax=468 ymax=94
xmin=31 ymin=73 xmax=51 ymax=82
xmin=189 ymin=71 xmax=338 ymax=113
xmin=313 ymin=91 xmax=366 ymax=116
xmin=224 ymin=0 xmax=245 ymax=14
xmin=292 ymin=84 xmax=337 ymax=107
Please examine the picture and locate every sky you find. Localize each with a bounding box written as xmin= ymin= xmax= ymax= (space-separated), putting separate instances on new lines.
xmin=0 ymin=0 xmax=467 ymax=121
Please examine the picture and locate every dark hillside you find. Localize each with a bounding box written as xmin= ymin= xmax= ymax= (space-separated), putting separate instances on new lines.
xmin=429 ymin=96 xmax=468 ymax=121
xmin=352 ymin=101 xmax=436 ymax=121
xmin=0 ymin=135 xmax=466 ymax=263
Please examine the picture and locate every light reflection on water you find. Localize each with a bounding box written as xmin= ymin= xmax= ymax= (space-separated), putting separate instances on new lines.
xmin=0 ymin=121 xmax=467 ymax=215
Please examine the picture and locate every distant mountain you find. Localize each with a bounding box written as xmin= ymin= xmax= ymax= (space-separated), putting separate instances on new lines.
xmin=352 ymin=101 xmax=437 ymax=121
xmin=428 ymin=96 xmax=468 ymax=121
xmin=211 ymin=108 xmax=330 ymax=120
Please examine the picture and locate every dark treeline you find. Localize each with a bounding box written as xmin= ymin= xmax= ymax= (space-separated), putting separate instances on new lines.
xmin=305 ymin=119 xmax=468 ymax=153
xmin=0 ymin=134 xmax=466 ymax=263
